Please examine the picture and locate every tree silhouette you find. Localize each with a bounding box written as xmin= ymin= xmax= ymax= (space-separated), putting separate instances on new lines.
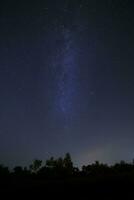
xmin=56 ymin=157 xmax=64 ymax=169
xmin=14 ymin=166 xmax=23 ymax=175
xmin=46 ymin=157 xmax=56 ymax=168
xmin=63 ymin=153 xmax=73 ymax=169
xmin=29 ymin=159 xmax=42 ymax=173
xmin=0 ymin=164 xmax=9 ymax=177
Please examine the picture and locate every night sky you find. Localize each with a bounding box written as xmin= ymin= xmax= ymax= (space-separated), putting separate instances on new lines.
xmin=0 ymin=0 xmax=134 ymax=168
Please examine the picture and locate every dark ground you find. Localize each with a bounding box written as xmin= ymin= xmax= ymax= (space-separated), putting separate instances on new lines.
xmin=1 ymin=177 xmax=134 ymax=199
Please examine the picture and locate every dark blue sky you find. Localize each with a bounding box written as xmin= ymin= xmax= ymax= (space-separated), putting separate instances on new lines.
xmin=0 ymin=0 xmax=134 ymax=168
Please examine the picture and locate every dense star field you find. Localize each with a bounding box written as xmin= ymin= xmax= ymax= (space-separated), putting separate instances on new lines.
xmin=0 ymin=0 xmax=134 ymax=168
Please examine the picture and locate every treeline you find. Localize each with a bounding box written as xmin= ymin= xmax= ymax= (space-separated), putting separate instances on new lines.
xmin=1 ymin=153 xmax=134 ymax=180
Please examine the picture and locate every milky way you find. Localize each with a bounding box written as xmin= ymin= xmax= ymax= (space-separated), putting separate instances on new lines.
xmin=54 ymin=27 xmax=78 ymax=125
